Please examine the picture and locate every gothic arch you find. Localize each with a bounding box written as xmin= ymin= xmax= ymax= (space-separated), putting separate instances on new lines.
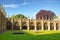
xmin=22 ymin=22 xmax=27 ymax=30
xmin=13 ymin=21 xmax=20 ymax=30
xmin=56 ymin=23 xmax=59 ymax=30
xmin=6 ymin=21 xmax=12 ymax=30
xmin=29 ymin=22 xmax=35 ymax=30
xmin=37 ymin=22 xmax=42 ymax=30
xmin=50 ymin=23 xmax=54 ymax=30
xmin=44 ymin=23 xmax=48 ymax=30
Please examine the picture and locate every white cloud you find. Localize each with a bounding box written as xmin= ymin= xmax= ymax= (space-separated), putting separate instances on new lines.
xmin=22 ymin=2 xmax=30 ymax=6
xmin=3 ymin=4 xmax=19 ymax=8
xmin=21 ymin=0 xmax=30 ymax=6
xmin=3 ymin=0 xmax=31 ymax=8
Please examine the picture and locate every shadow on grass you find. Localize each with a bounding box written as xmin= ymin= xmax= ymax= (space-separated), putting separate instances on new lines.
xmin=0 ymin=30 xmax=60 ymax=40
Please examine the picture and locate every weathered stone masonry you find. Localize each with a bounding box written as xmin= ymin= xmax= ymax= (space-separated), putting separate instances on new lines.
xmin=7 ymin=18 xmax=60 ymax=30
xmin=0 ymin=5 xmax=6 ymax=32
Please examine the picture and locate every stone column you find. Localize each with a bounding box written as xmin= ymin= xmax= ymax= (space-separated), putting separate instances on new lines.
xmin=34 ymin=20 xmax=37 ymax=31
xmin=27 ymin=19 xmax=29 ymax=30
xmin=11 ymin=18 xmax=14 ymax=30
xmin=58 ymin=23 xmax=60 ymax=30
xmin=54 ymin=22 xmax=56 ymax=30
xmin=48 ymin=17 xmax=50 ymax=20
xmin=42 ymin=17 xmax=44 ymax=20
xmin=19 ymin=19 xmax=22 ymax=30
xmin=41 ymin=21 xmax=44 ymax=30
xmin=48 ymin=21 xmax=50 ymax=30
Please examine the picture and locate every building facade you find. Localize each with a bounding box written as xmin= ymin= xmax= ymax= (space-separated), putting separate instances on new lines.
xmin=6 ymin=18 xmax=60 ymax=31
xmin=0 ymin=5 xmax=6 ymax=32
xmin=36 ymin=10 xmax=55 ymax=20
xmin=0 ymin=5 xmax=60 ymax=31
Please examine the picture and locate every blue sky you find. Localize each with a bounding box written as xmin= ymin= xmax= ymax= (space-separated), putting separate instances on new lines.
xmin=0 ymin=0 xmax=60 ymax=18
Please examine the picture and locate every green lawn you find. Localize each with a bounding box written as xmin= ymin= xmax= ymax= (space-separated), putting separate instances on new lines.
xmin=0 ymin=30 xmax=60 ymax=40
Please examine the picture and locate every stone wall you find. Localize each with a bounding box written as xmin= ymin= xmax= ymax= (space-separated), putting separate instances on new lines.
xmin=6 ymin=18 xmax=60 ymax=31
xmin=0 ymin=5 xmax=6 ymax=32
xmin=36 ymin=10 xmax=55 ymax=20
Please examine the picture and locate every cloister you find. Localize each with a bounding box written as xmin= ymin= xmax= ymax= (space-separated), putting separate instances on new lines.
xmin=0 ymin=5 xmax=60 ymax=33
xmin=6 ymin=18 xmax=60 ymax=31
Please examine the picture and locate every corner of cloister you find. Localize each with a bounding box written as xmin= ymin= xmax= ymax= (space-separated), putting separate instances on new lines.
xmin=0 ymin=5 xmax=60 ymax=33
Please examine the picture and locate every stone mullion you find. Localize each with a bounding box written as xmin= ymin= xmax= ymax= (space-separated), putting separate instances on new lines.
xmin=11 ymin=18 xmax=14 ymax=30
xmin=48 ymin=21 xmax=50 ymax=30
xmin=34 ymin=20 xmax=37 ymax=31
xmin=27 ymin=19 xmax=30 ymax=30
xmin=58 ymin=23 xmax=60 ymax=30
xmin=54 ymin=22 xmax=56 ymax=30
xmin=19 ymin=19 xmax=22 ymax=30
xmin=41 ymin=21 xmax=44 ymax=30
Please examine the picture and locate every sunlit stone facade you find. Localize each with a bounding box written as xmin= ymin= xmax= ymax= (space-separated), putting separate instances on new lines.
xmin=0 ymin=5 xmax=60 ymax=31
xmin=6 ymin=10 xmax=60 ymax=31
xmin=0 ymin=5 xmax=6 ymax=32
xmin=6 ymin=18 xmax=60 ymax=31
xmin=36 ymin=10 xmax=55 ymax=20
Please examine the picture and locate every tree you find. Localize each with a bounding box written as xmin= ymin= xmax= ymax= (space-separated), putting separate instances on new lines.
xmin=53 ymin=16 xmax=57 ymax=19
xmin=11 ymin=14 xmax=27 ymax=19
